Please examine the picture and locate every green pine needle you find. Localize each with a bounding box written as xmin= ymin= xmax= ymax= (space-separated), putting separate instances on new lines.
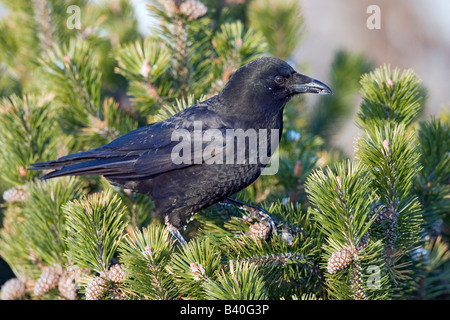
xmin=169 ymin=237 xmax=222 ymax=299
xmin=63 ymin=188 xmax=127 ymax=274
xmin=0 ymin=94 xmax=58 ymax=185
xmin=204 ymin=260 xmax=268 ymax=300
xmin=358 ymin=64 xmax=425 ymax=130
xmin=355 ymin=123 xmax=421 ymax=205
xmin=118 ymin=222 xmax=178 ymax=299
xmin=306 ymin=160 xmax=374 ymax=249
xmin=212 ymin=20 xmax=267 ymax=66
xmin=23 ymin=177 xmax=86 ymax=267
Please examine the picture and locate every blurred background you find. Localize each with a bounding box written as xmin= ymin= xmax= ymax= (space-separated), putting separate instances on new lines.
xmin=295 ymin=0 xmax=450 ymax=154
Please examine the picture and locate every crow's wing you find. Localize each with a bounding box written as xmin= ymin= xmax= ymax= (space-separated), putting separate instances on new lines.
xmin=29 ymin=104 xmax=230 ymax=179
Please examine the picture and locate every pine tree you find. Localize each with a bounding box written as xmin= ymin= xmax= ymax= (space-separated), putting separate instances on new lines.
xmin=1 ymin=0 xmax=448 ymax=300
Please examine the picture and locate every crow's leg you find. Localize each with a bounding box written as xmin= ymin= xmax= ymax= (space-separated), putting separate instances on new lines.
xmin=165 ymin=216 xmax=188 ymax=246
xmin=219 ymin=198 xmax=279 ymax=236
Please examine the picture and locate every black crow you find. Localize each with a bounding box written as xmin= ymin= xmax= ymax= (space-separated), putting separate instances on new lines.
xmin=29 ymin=57 xmax=332 ymax=244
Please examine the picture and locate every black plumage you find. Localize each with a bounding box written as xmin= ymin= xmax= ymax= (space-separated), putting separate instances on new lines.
xmin=29 ymin=57 xmax=332 ymax=244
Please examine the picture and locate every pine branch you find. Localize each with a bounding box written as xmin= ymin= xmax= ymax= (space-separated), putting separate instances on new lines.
xmin=119 ymin=223 xmax=179 ymax=299
xmin=416 ymin=236 xmax=450 ymax=299
xmin=108 ymin=183 xmax=155 ymax=229
xmin=306 ymin=161 xmax=374 ymax=250
xmin=0 ymin=205 xmax=41 ymax=281
xmin=86 ymin=98 xmax=138 ymax=146
xmin=169 ymin=237 xmax=222 ymax=299
xmin=356 ymin=124 xmax=420 ymax=207
xmin=305 ymin=161 xmax=390 ymax=299
xmin=39 ymin=38 xmax=102 ymax=132
xmin=115 ymin=38 xmax=171 ymax=117
xmin=22 ymin=177 xmax=86 ymax=268
xmin=0 ymin=0 xmax=41 ymax=75
xmin=355 ymin=65 xmax=426 ymax=297
xmin=88 ymin=0 xmax=141 ymax=46
xmin=1 ymin=0 xmax=446 ymax=302
xmin=206 ymin=201 xmax=324 ymax=298
xmin=0 ymin=94 xmax=58 ymax=186
xmin=147 ymin=0 xmax=211 ymax=99
xmin=414 ymin=118 xmax=450 ymax=234
xmin=204 ymin=260 xmax=268 ymax=300
xmin=247 ymin=0 xmax=304 ymax=60
xmin=355 ymin=122 xmax=423 ymax=266
xmin=358 ymin=65 xmax=425 ymax=131
xmin=34 ymin=0 xmax=55 ymax=54
xmin=39 ymin=37 xmax=139 ymax=151
xmin=63 ymin=189 xmax=127 ymax=274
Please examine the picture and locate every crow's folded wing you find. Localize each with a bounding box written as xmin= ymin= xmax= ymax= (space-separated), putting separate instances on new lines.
xmin=29 ymin=105 xmax=230 ymax=179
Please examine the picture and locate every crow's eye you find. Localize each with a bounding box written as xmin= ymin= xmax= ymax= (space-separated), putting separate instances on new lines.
xmin=274 ymin=75 xmax=285 ymax=85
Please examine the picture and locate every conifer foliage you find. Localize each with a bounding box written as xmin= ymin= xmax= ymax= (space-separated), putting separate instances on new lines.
xmin=0 ymin=0 xmax=448 ymax=300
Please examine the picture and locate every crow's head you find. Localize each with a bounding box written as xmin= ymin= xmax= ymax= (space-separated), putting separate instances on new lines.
xmin=219 ymin=57 xmax=332 ymax=115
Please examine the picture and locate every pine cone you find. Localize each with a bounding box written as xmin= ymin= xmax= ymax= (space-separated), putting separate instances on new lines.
xmin=3 ymin=186 xmax=28 ymax=203
xmin=327 ymin=248 xmax=354 ymax=274
xmin=248 ymin=222 xmax=270 ymax=240
xmin=178 ymin=0 xmax=208 ymax=21
xmin=58 ymin=273 xmax=77 ymax=300
xmin=110 ymin=289 xmax=127 ymax=300
xmin=356 ymin=232 xmax=369 ymax=252
xmin=351 ymin=263 xmax=366 ymax=300
xmin=85 ymin=276 xmax=107 ymax=300
xmin=160 ymin=0 xmax=178 ymax=16
xmin=370 ymin=203 xmax=395 ymax=223
xmin=1 ymin=278 xmax=26 ymax=300
xmin=107 ymin=264 xmax=126 ymax=284
xmin=33 ymin=267 xmax=60 ymax=296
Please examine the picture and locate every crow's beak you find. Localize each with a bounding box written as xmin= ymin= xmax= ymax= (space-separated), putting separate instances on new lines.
xmin=288 ymin=72 xmax=333 ymax=95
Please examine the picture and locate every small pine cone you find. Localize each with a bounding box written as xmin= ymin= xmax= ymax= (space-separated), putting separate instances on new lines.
xmin=58 ymin=273 xmax=77 ymax=300
xmin=179 ymin=0 xmax=208 ymax=20
xmin=370 ymin=203 xmax=395 ymax=223
xmin=1 ymin=278 xmax=26 ymax=300
xmin=3 ymin=186 xmax=28 ymax=203
xmin=110 ymin=289 xmax=127 ymax=300
xmin=356 ymin=232 xmax=369 ymax=252
xmin=248 ymin=222 xmax=270 ymax=240
xmin=34 ymin=267 xmax=60 ymax=296
xmin=73 ymin=268 xmax=92 ymax=280
xmin=85 ymin=276 xmax=107 ymax=300
xmin=160 ymin=0 xmax=178 ymax=15
xmin=351 ymin=263 xmax=366 ymax=300
xmin=107 ymin=264 xmax=126 ymax=284
xmin=327 ymin=248 xmax=354 ymax=274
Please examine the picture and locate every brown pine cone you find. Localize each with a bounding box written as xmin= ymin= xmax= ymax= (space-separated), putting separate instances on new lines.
xmin=85 ymin=276 xmax=107 ymax=300
xmin=58 ymin=272 xmax=77 ymax=300
xmin=33 ymin=266 xmax=60 ymax=296
xmin=1 ymin=278 xmax=26 ymax=300
xmin=107 ymin=264 xmax=126 ymax=284
xmin=3 ymin=186 xmax=28 ymax=203
xmin=178 ymin=0 xmax=208 ymax=21
xmin=327 ymin=248 xmax=354 ymax=274
xmin=370 ymin=203 xmax=396 ymax=223
xmin=248 ymin=222 xmax=270 ymax=240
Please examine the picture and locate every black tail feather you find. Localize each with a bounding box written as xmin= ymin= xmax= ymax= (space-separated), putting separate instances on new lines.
xmin=29 ymin=157 xmax=138 ymax=180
